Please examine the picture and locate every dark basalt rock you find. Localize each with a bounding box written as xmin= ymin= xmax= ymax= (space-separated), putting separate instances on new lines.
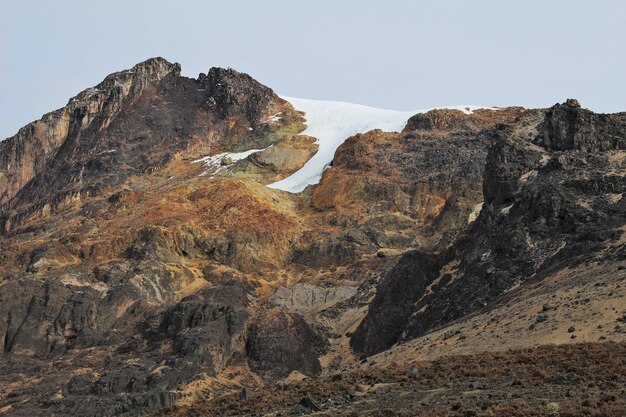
xmin=199 ymin=67 xmax=275 ymax=123
xmin=91 ymin=364 xmax=148 ymax=394
xmin=154 ymin=281 xmax=249 ymax=372
xmin=536 ymin=98 xmax=626 ymax=152
xmin=352 ymin=100 xmax=626 ymax=356
xmin=0 ymin=278 xmax=101 ymax=357
xmin=299 ymin=395 xmax=321 ymax=411
xmin=0 ymin=267 xmax=255 ymax=414
xmin=246 ymin=309 xmax=328 ymax=380
xmin=350 ymin=251 xmax=441 ymax=356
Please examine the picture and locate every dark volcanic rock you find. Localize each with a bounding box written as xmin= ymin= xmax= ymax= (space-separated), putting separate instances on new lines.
xmin=299 ymin=395 xmax=321 ymax=411
xmin=154 ymin=281 xmax=249 ymax=373
xmin=0 ymin=280 xmax=251 ymax=416
xmin=0 ymin=278 xmax=101 ymax=357
xmin=246 ymin=309 xmax=328 ymax=380
xmin=198 ymin=67 xmax=275 ymax=123
xmin=350 ymin=251 xmax=440 ymax=356
xmin=536 ymin=98 xmax=626 ymax=151
xmin=352 ymin=100 xmax=626 ymax=356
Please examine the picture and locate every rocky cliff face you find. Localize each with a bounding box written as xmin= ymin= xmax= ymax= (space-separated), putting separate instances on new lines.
xmin=0 ymin=57 xmax=300 ymax=234
xmin=1 ymin=59 xmax=625 ymax=417
xmin=0 ymin=58 xmax=179 ymax=207
xmin=307 ymin=107 xmax=524 ymax=264
xmin=352 ymin=100 xmax=626 ymax=356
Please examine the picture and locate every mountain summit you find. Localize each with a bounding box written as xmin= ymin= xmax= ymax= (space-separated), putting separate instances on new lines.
xmin=1 ymin=59 xmax=625 ymax=416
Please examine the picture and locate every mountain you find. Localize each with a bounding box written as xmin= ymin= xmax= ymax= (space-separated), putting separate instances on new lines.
xmin=0 ymin=58 xmax=625 ymax=417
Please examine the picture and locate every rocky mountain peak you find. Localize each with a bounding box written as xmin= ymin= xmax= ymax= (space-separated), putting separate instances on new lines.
xmin=130 ymin=56 xmax=181 ymax=78
xmin=537 ymin=99 xmax=626 ymax=152
xmin=198 ymin=66 xmax=277 ymax=122
xmin=0 ymin=58 xmax=297 ymax=233
xmin=102 ymin=56 xmax=181 ymax=86
xmin=0 ymin=58 xmax=184 ymax=208
xmin=66 ymin=57 xmax=181 ymax=107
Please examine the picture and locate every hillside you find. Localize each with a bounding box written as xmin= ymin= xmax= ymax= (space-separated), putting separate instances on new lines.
xmin=0 ymin=58 xmax=625 ymax=417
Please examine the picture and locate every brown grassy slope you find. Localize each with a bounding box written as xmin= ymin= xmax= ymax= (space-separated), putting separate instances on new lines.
xmin=155 ymin=342 xmax=626 ymax=417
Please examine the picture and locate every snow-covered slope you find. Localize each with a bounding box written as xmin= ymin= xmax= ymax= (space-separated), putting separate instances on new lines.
xmin=268 ymin=97 xmax=488 ymax=193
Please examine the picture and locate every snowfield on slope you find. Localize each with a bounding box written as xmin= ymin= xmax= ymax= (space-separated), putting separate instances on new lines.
xmin=268 ymin=97 xmax=489 ymax=193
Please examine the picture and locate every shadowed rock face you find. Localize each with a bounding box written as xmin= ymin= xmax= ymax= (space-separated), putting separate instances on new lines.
xmin=536 ymin=98 xmax=626 ymax=152
xmin=246 ymin=309 xmax=328 ymax=380
xmin=0 ymin=278 xmax=101 ymax=356
xmin=350 ymin=252 xmax=440 ymax=356
xmin=154 ymin=281 xmax=250 ymax=372
xmin=198 ymin=67 xmax=275 ymax=124
xmin=352 ymin=100 xmax=626 ymax=356
xmin=0 ymin=280 xmax=251 ymax=417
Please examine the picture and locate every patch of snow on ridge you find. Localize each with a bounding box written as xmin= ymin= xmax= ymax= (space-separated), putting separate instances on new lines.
xmin=268 ymin=97 xmax=490 ymax=193
xmin=193 ymin=147 xmax=266 ymax=177
xmin=262 ymin=112 xmax=283 ymax=124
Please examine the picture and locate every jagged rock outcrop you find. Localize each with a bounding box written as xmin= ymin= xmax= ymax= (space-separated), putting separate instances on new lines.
xmin=234 ymin=135 xmax=319 ymax=182
xmin=536 ymin=98 xmax=626 ymax=151
xmin=0 ymin=278 xmax=100 ymax=356
xmin=352 ymin=100 xmax=626 ymax=356
xmin=350 ymin=252 xmax=440 ymax=356
xmin=246 ymin=309 xmax=328 ymax=380
xmin=0 ymin=279 xmax=251 ymax=416
xmin=152 ymin=281 xmax=250 ymax=373
xmin=301 ymin=108 xmax=524 ymax=268
xmin=0 ymin=58 xmax=180 ymax=208
xmin=0 ymin=57 xmax=302 ymax=234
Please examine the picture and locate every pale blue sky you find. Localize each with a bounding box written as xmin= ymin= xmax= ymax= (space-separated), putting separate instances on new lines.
xmin=1 ymin=0 xmax=625 ymax=139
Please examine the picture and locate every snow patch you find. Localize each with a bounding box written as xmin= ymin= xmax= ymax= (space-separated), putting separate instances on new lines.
xmin=268 ymin=97 xmax=492 ymax=193
xmin=193 ymin=147 xmax=266 ymax=177
xmin=262 ymin=112 xmax=283 ymax=124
